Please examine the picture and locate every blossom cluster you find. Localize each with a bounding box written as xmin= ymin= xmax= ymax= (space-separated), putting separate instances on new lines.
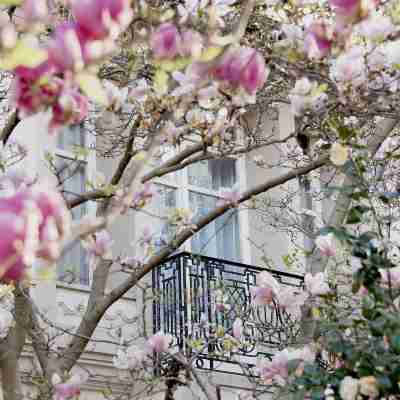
xmin=113 ymin=331 xmax=173 ymax=370
xmin=0 ymin=174 xmax=70 ymax=282
xmin=10 ymin=0 xmax=133 ymax=131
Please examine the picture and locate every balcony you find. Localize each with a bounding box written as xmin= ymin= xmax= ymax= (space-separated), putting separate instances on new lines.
xmin=152 ymin=252 xmax=304 ymax=376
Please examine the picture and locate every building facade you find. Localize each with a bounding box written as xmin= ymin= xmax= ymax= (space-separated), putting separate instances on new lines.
xmin=5 ymin=104 xmax=303 ymax=400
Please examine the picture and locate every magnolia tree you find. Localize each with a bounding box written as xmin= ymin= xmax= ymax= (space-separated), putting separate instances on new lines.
xmin=0 ymin=0 xmax=399 ymax=399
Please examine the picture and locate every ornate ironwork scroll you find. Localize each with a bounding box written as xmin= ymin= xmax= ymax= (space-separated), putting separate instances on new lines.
xmin=152 ymin=252 xmax=304 ymax=375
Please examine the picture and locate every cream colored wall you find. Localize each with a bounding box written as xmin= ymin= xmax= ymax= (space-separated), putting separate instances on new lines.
xmin=244 ymin=105 xmax=300 ymax=271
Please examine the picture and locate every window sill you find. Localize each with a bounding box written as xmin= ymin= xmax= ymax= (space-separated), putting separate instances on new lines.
xmin=56 ymin=282 xmax=136 ymax=301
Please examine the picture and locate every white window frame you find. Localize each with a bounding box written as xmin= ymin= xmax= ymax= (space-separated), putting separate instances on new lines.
xmin=153 ymin=150 xmax=250 ymax=263
xmin=54 ymin=125 xmax=97 ymax=288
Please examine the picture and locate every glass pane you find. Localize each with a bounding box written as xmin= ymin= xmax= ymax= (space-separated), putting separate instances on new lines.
xmin=153 ymin=185 xmax=177 ymax=248
xmin=189 ymin=191 xmax=240 ymax=262
xmin=55 ymin=157 xmax=89 ymax=285
xmin=188 ymin=159 xmax=237 ymax=191
xmin=57 ymin=124 xmax=85 ymax=150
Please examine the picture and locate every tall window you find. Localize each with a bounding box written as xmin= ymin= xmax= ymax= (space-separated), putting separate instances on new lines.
xmin=54 ymin=125 xmax=95 ymax=285
xmin=152 ymin=157 xmax=241 ymax=262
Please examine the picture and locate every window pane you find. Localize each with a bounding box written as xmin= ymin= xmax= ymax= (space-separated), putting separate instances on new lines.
xmin=153 ymin=185 xmax=177 ymax=248
xmin=188 ymin=159 xmax=236 ymax=190
xmin=57 ymin=124 xmax=85 ymax=150
xmin=56 ymin=157 xmax=89 ymax=285
xmin=189 ymin=191 xmax=240 ymax=262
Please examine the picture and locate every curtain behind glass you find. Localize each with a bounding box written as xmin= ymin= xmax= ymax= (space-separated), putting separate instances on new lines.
xmin=188 ymin=159 xmax=236 ymax=190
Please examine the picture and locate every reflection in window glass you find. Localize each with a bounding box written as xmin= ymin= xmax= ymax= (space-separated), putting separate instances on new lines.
xmin=56 ymin=157 xmax=89 ymax=285
xmin=188 ymin=159 xmax=236 ymax=191
xmin=189 ymin=191 xmax=240 ymax=262
xmin=153 ymin=185 xmax=177 ymax=248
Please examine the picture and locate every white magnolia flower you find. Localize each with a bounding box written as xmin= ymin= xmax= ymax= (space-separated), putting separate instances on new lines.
xmin=103 ymin=80 xmax=128 ymax=112
xmin=315 ymin=233 xmax=337 ymax=257
xmin=359 ymin=376 xmax=379 ymax=398
xmin=383 ymin=40 xmax=400 ymax=65
xmin=304 ymin=272 xmax=330 ymax=296
xmin=0 ymin=308 xmax=14 ymax=340
xmin=330 ymin=143 xmax=349 ymax=166
xmin=113 ymin=346 xmax=148 ymax=370
xmin=330 ymin=46 xmax=366 ymax=88
xmin=339 ymin=376 xmax=359 ymax=400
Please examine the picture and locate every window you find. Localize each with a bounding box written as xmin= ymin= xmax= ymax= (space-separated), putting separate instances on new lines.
xmin=54 ymin=125 xmax=95 ymax=285
xmin=150 ymin=156 xmax=241 ymax=262
xmin=188 ymin=159 xmax=240 ymax=261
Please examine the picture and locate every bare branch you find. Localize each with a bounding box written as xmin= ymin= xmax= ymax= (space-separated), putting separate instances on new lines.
xmin=0 ymin=111 xmax=19 ymax=145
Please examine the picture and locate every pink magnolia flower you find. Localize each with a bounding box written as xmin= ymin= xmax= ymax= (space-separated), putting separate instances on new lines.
xmin=329 ymin=0 xmax=378 ymax=25
xmin=232 ymin=318 xmax=243 ymax=339
xmin=47 ymin=23 xmax=85 ymax=72
xmin=250 ymin=271 xmax=280 ymax=305
xmin=14 ymin=0 xmax=48 ymax=29
xmin=12 ymin=62 xmax=62 ymax=118
xmin=147 ymin=332 xmax=173 ymax=353
xmin=52 ymin=371 xmax=88 ymax=400
xmin=304 ymin=20 xmax=334 ymax=59
xmin=180 ymin=30 xmax=204 ymax=59
xmin=83 ymin=230 xmax=113 ymax=259
xmin=379 ymin=266 xmax=400 ymax=288
xmin=214 ymin=47 xmax=268 ymax=94
xmin=0 ymin=213 xmax=27 ymax=282
xmin=357 ymin=285 xmax=369 ymax=296
xmin=151 ymin=23 xmax=181 ymax=60
xmin=356 ymin=15 xmax=394 ymax=40
xmin=216 ymin=186 xmax=241 ymax=207
xmin=171 ymin=62 xmax=210 ymax=98
xmin=289 ymin=77 xmax=328 ymax=116
xmin=257 ymin=350 xmax=289 ymax=385
xmin=304 ymin=272 xmax=330 ymax=296
xmin=0 ymin=183 xmax=70 ymax=282
xmin=131 ymin=183 xmax=156 ymax=209
xmin=71 ymin=0 xmax=133 ymax=41
xmin=50 ymin=87 xmax=89 ymax=132
xmin=315 ymin=233 xmax=337 ymax=257
xmin=276 ymin=287 xmax=308 ymax=318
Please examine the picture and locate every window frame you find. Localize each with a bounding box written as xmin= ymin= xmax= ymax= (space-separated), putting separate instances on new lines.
xmin=153 ymin=151 xmax=250 ymax=263
xmin=54 ymin=125 xmax=97 ymax=288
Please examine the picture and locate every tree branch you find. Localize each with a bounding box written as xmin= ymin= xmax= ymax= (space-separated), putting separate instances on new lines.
xmin=0 ymin=111 xmax=19 ymax=145
xmin=0 ymin=286 xmax=28 ymax=400
xmin=309 ymin=118 xmax=399 ymax=274
xmin=105 ymin=154 xmax=329 ymax=305
xmin=57 ymin=154 xmax=328 ymax=373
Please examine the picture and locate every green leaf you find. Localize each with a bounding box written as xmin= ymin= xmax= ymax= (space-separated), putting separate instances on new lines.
xmin=347 ymin=205 xmax=370 ymax=225
xmin=0 ymin=0 xmax=23 ymax=4
xmin=337 ymin=126 xmax=355 ymax=141
xmin=390 ymin=335 xmax=400 ymax=353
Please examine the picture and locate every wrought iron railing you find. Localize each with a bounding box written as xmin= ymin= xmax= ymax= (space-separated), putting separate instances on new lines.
xmin=152 ymin=252 xmax=304 ymax=375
